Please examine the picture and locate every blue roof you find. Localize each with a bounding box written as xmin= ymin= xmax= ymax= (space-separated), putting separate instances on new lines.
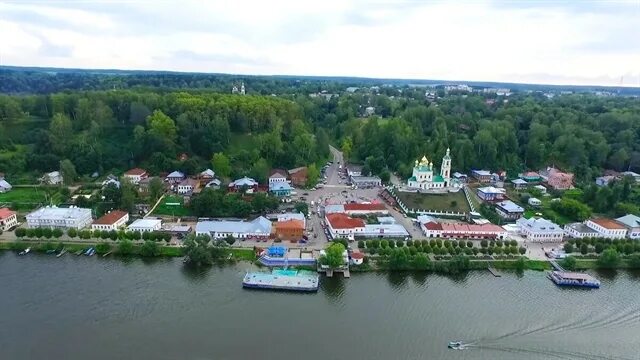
xmin=268 ymin=246 xmax=287 ymax=256
xmin=269 ymin=182 xmax=293 ymax=191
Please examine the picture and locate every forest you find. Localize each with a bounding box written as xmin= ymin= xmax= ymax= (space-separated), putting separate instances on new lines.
xmin=0 ymin=68 xmax=639 ymax=192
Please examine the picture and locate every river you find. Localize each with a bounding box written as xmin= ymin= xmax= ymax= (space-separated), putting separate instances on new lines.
xmin=1 ymin=253 xmax=639 ymax=360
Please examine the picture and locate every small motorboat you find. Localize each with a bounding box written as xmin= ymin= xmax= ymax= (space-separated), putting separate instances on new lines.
xmin=46 ymin=249 xmax=56 ymax=254
xmin=56 ymin=249 xmax=67 ymax=258
xmin=448 ymin=341 xmax=464 ymax=349
xmin=19 ymin=248 xmax=31 ymax=255
xmin=84 ymin=247 xmax=96 ymax=256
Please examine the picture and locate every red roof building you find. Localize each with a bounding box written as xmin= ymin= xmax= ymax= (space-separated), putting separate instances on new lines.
xmin=421 ymin=221 xmax=507 ymax=240
xmin=91 ymin=210 xmax=129 ymax=231
xmin=0 ymin=207 xmax=17 ymax=231
xmin=343 ymin=203 xmax=388 ymax=215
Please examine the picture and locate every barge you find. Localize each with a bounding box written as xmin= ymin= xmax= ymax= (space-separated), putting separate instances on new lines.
xmin=548 ymin=271 xmax=600 ymax=288
xmin=243 ymin=269 xmax=319 ymax=292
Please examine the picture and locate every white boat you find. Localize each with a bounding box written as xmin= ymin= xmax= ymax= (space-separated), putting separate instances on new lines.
xmin=448 ymin=341 xmax=464 ymax=350
xmin=19 ymin=248 xmax=31 ymax=255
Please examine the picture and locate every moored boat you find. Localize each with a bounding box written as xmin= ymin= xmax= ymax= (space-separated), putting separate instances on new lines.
xmin=448 ymin=341 xmax=464 ymax=349
xmin=18 ymin=248 xmax=31 ymax=255
xmin=84 ymin=247 xmax=96 ymax=256
xmin=56 ymin=249 xmax=67 ymax=257
xmin=548 ymin=271 xmax=600 ymax=288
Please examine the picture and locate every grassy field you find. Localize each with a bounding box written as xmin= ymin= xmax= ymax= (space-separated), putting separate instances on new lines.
xmin=396 ymin=190 xmax=470 ymax=213
xmin=0 ymin=187 xmax=62 ymax=211
xmin=152 ymin=195 xmax=192 ymax=217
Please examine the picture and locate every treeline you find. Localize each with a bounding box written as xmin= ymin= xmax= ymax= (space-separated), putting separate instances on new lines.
xmin=0 ymin=90 xmax=329 ymax=182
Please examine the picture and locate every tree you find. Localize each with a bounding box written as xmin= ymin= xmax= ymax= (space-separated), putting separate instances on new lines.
xmin=119 ymin=179 xmax=137 ymax=213
xmin=118 ymin=239 xmax=134 ymax=255
xmin=294 ymin=202 xmax=309 ymax=215
xmin=341 ymin=137 xmax=353 ymax=161
xmin=225 ymin=234 xmax=236 ymax=245
xmin=49 ymin=113 xmax=73 ymax=154
xmin=518 ymin=247 xmax=526 ymax=255
xmin=212 ymin=152 xmax=231 ymax=179
xmin=140 ymin=240 xmax=160 ymax=257
xmin=147 ymin=110 xmax=177 ymax=142
xmin=59 ymin=159 xmax=77 ymax=185
xmin=306 ymin=164 xmax=320 ymax=187
xmin=388 ymin=248 xmax=410 ymax=270
xmin=580 ymin=243 xmax=589 ymax=255
xmin=15 ymin=228 xmax=26 ymax=237
xmin=52 ymin=228 xmax=63 ymax=238
xmin=563 ymin=243 xmax=574 ymax=253
xmin=148 ymin=177 xmax=165 ymax=202
xmin=598 ymin=248 xmax=620 ymax=269
xmin=96 ymin=242 xmax=111 ymax=254
xmin=319 ymin=242 xmax=346 ymax=269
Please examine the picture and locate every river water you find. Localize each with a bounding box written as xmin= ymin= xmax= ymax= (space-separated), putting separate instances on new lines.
xmin=1 ymin=253 xmax=639 ymax=360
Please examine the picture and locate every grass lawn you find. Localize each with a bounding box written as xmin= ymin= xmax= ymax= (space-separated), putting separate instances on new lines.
xmin=0 ymin=187 xmax=62 ymax=211
xmin=396 ymin=191 xmax=470 ymax=213
xmin=152 ymin=195 xmax=192 ymax=217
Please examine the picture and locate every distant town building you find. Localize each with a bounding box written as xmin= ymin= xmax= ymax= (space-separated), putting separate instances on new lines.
xmin=165 ymin=171 xmax=186 ymax=185
xmin=564 ymin=223 xmax=599 ymax=239
xmin=420 ymin=220 xmax=507 ymax=240
xmin=351 ymin=176 xmax=381 ymax=188
xmin=232 ymin=82 xmax=246 ymax=95
xmin=346 ymin=165 xmax=363 ymax=178
xmin=127 ymin=218 xmax=162 ymax=233
xmin=0 ymin=208 xmax=18 ymax=231
xmin=177 ymin=178 xmax=200 ymax=195
xmin=269 ymin=182 xmax=294 ymax=197
xmin=595 ymin=175 xmax=616 ymax=187
xmin=477 ymin=186 xmax=506 ymax=201
xmin=615 ymin=214 xmax=640 ymax=239
xmin=516 ymin=217 xmax=563 ymax=242
xmin=540 ymin=167 xmax=574 ymax=190
xmin=277 ymin=212 xmax=306 ymax=228
xmin=511 ymin=178 xmax=528 ymax=190
xmin=195 ymin=217 xmax=272 ymax=239
xmin=228 ymin=177 xmax=259 ymax=192
xmin=0 ymin=178 xmax=12 ymax=193
xmin=528 ymin=197 xmax=542 ymax=207
xmin=204 ymin=179 xmax=222 ymax=189
xmin=494 ymin=201 xmax=524 ymax=220
xmin=268 ymin=170 xmax=289 ymax=188
xmin=407 ymin=149 xmax=452 ymax=190
xmin=273 ymin=219 xmax=305 ymax=241
xmin=518 ymin=171 xmax=541 ymax=182
xmin=364 ymin=106 xmax=375 ymax=116
xmin=91 ymin=210 xmax=129 ymax=231
xmin=199 ymin=169 xmax=216 ymax=180
xmin=565 ymin=218 xmax=627 ymax=239
xmin=42 ymin=171 xmax=63 ymax=185
xmin=26 ymin=206 xmax=92 ymax=230
xmin=288 ymin=167 xmax=308 ymax=187
xmin=471 ymin=169 xmax=492 ymax=183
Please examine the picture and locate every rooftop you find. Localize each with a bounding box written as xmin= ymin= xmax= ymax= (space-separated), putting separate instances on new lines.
xmin=128 ymin=218 xmax=162 ymax=229
xmin=288 ymin=166 xmax=307 ymax=175
xmin=196 ymin=216 xmax=272 ymax=234
xmin=615 ymin=214 xmax=640 ymax=228
xmin=495 ymin=200 xmax=524 ymax=213
xmin=516 ymin=217 xmax=560 ymax=232
xmin=167 ymin=170 xmax=185 ymax=178
xmin=364 ymin=224 xmax=409 ymax=236
xmin=511 ymin=179 xmax=528 ymax=185
xmin=590 ymin=218 xmax=627 ymax=230
xmin=93 ymin=210 xmax=128 ymax=225
xmin=179 ymin=178 xmax=199 ymax=187
xmin=269 ymin=169 xmax=288 ymax=178
xmin=26 ymin=206 xmax=91 ymax=220
xmin=0 ymin=207 xmax=16 ymax=220
xmin=565 ymin=222 xmax=599 ymax=234
xmin=277 ymin=212 xmax=305 ymax=222
xmin=200 ymin=169 xmax=215 ymax=178
xmin=229 ymin=177 xmax=258 ymax=187
xmin=125 ymin=168 xmax=147 ymax=176
xmin=472 ymin=169 xmax=491 ymax=176
xmin=343 ymin=203 xmax=386 ymax=212
xmin=326 ymin=213 xmax=366 ymax=229
xmin=275 ymin=219 xmax=305 ymax=230
xmin=478 ymin=186 xmax=506 ymax=194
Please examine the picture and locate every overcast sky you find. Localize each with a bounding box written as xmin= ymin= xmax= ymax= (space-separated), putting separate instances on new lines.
xmin=1 ymin=0 xmax=639 ymax=86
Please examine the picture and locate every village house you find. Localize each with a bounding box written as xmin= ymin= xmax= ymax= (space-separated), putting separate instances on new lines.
xmin=584 ymin=218 xmax=627 ymax=239
xmin=199 ymin=169 xmax=215 ymax=181
xmin=0 ymin=177 xmax=12 ymax=193
xmin=533 ymin=185 xmax=547 ymax=194
xmin=350 ymin=252 xmax=365 ymax=265
xmin=127 ymin=218 xmax=162 ymax=233
xmin=288 ymin=166 xmax=308 ymax=187
xmin=621 ymin=171 xmax=640 ymax=183
xmin=0 ymin=208 xmax=18 ymax=231
xmin=494 ymin=200 xmax=524 ymax=220
xmin=42 ymin=171 xmax=63 ymax=185
xmin=346 ymin=165 xmax=363 ymax=178
xmin=452 ymin=172 xmax=468 ymax=182
xmin=177 ymin=178 xmax=200 ymax=195
xmin=277 ymin=212 xmax=306 ymax=227
xmin=26 ymin=206 xmax=92 ymax=230
xmin=540 ymin=167 xmax=574 ymax=190
xmin=123 ymin=168 xmax=148 ymax=185
xmin=528 ymin=197 xmax=542 ymax=207
xmin=166 ymin=171 xmax=186 ymax=185
xmin=269 ymin=169 xmax=289 ymax=187
xmin=228 ymin=177 xmax=259 ymax=193
xmin=516 ymin=217 xmax=563 ymax=243
xmin=471 ymin=169 xmax=492 ymax=183
xmin=518 ymin=171 xmax=541 ymax=182
xmin=91 ymin=210 xmax=129 ymax=231
xmin=477 ymin=186 xmax=506 ymax=201
xmin=204 ymin=179 xmax=222 ymax=189
xmin=325 ymin=213 xmax=366 ymax=240
xmin=511 ymin=178 xmax=528 ymax=190
xmin=595 ymin=175 xmax=616 ymax=187
xmin=615 ymin=214 xmax=640 ymax=239
xmin=273 ymin=219 xmax=305 ymax=241
xmin=269 ymin=182 xmax=294 ymax=197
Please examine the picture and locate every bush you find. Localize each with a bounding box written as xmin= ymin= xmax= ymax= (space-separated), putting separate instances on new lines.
xmin=519 ymin=247 xmax=526 ymax=255
xmin=15 ymin=228 xmax=26 ymax=237
xmin=423 ymin=245 xmax=432 ymax=253
xmin=494 ymin=247 xmax=503 ymax=255
xmin=561 ymin=256 xmax=577 ymax=270
xmin=623 ymin=243 xmax=634 ymax=255
xmin=100 ymin=230 xmax=110 ymax=239
xmin=563 ymin=243 xmax=574 ymax=253
xmin=443 ymin=240 xmax=451 ymax=248
xmin=496 ymin=240 xmax=503 ymax=247
xmin=93 ymin=230 xmax=101 ymax=238
xmin=429 ymin=239 xmax=436 ymax=247
xmin=132 ymin=231 xmax=142 ymax=240
xmin=95 ymin=242 xmax=111 ymax=254
xmin=140 ymin=240 xmax=160 ymax=257
xmin=380 ymin=240 xmax=389 ymax=249
xmin=142 ymin=231 xmax=151 ymax=240
xmin=225 ymin=235 xmax=236 ymax=245
xmin=357 ymin=240 xmax=365 ymax=249
xmin=510 ymin=240 xmax=518 ymax=247
xmin=595 ymin=243 xmax=604 ymax=254
xmin=52 ymin=228 xmax=63 ymax=238
xmin=109 ymin=230 xmax=118 ymax=240
xmin=368 ymin=240 xmax=379 ymax=249
xmin=33 ymin=228 xmax=43 ymax=238
xmin=435 ymin=239 xmax=442 ymax=248
xmin=118 ymin=239 xmax=134 ymax=255
xmin=489 ymin=241 xmax=495 ymax=248
xmin=409 ymin=246 xmax=417 ymax=255
xmin=80 ymin=230 xmax=92 ymax=239
xmin=466 ymin=241 xmax=473 ymax=248
xmin=598 ymin=248 xmax=620 ymax=269
xmin=480 ymin=240 xmax=488 ymax=248
xmin=42 ymin=228 xmax=52 ymax=239
xmin=396 ymin=240 xmax=404 ymax=248
xmin=406 ymin=240 xmax=413 ymax=247
xmin=580 ymin=244 xmax=589 ymax=255
xmin=388 ymin=240 xmax=395 ymax=249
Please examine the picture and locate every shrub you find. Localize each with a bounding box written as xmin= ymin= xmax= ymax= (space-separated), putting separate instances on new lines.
xmin=519 ymin=247 xmax=526 ymax=255
xmin=494 ymin=247 xmax=503 ymax=255
xmin=510 ymin=240 xmax=517 ymax=247
xmin=594 ymin=243 xmax=604 ymax=254
xmin=380 ymin=240 xmax=389 ymax=249
xmin=472 ymin=248 xmax=479 ymax=255
xmin=95 ymin=242 xmax=111 ymax=254
xmin=421 ymin=240 xmax=429 ymax=247
xmin=369 ymin=240 xmax=379 ymax=249
xmin=132 ymin=231 xmax=142 ymax=240
xmin=496 ymin=240 xmax=503 ymax=247
xmin=423 ymin=245 xmax=432 ymax=253
xmin=580 ymin=244 xmax=589 ymax=255
xmin=100 ymin=230 xmax=110 ymax=239
xmin=142 ymin=231 xmax=151 ymax=240
xmin=563 ymin=243 xmax=574 ymax=253
xmin=118 ymin=239 xmax=134 ymax=255
xmin=388 ymin=240 xmax=395 ymax=249
xmin=26 ymin=228 xmax=35 ymax=237
xmin=406 ymin=240 xmax=413 ymax=247
xmin=140 ymin=240 xmax=160 ymax=257
xmin=466 ymin=241 xmax=473 ymax=248
xmin=443 ymin=240 xmax=451 ymax=248
xmin=52 ymin=228 xmax=63 ymax=238
xmin=93 ymin=230 xmax=101 ymax=238
xmin=357 ymin=240 xmax=365 ymax=249
xmin=33 ymin=228 xmax=43 ymax=238
xmin=435 ymin=239 xmax=442 ymax=248
xmin=561 ymin=256 xmax=577 ymax=270
xmin=480 ymin=240 xmax=488 ymax=248
xmin=80 ymin=230 xmax=92 ymax=239
xmin=109 ymin=230 xmax=118 ymax=240
xmin=396 ymin=240 xmax=404 ymax=248
xmin=489 ymin=241 xmax=495 ymax=248
xmin=429 ymin=239 xmax=436 ymax=247
xmin=15 ymin=228 xmax=26 ymax=237
xmin=624 ymin=243 xmax=634 ymax=255
xmin=225 ymin=235 xmax=236 ymax=245
xmin=487 ymin=247 xmax=494 ymax=255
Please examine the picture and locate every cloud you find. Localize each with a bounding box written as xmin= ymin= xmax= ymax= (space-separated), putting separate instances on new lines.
xmin=0 ymin=0 xmax=638 ymax=86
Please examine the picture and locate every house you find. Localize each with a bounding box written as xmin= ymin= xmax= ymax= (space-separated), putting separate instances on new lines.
xmin=273 ymin=219 xmax=305 ymax=241
xmin=277 ymin=212 xmax=306 ymax=228
xmin=452 ymin=172 xmax=468 ymax=182
xmin=595 ymin=176 xmax=616 ymax=187
xmin=42 ymin=171 xmax=63 ymax=185
xmin=0 ymin=208 xmax=18 ymax=231
xmin=228 ymin=177 xmax=259 ymax=192
xmin=362 ymin=223 xmax=409 ymax=238
xmin=477 ymin=186 xmax=506 ymax=201
xmin=564 ymin=223 xmax=600 ymax=239
xmin=195 ymin=217 xmax=272 ymax=239
xmin=615 ymin=214 xmax=640 ymax=239
xmin=269 ymin=182 xmax=294 ymax=197
xmin=166 ymin=171 xmax=185 ymax=185
xmin=584 ymin=218 xmax=627 ymax=239
xmin=0 ymin=178 xmax=12 ymax=193
xmin=127 ymin=218 xmax=162 ymax=233
xmin=519 ymin=171 xmax=541 ymax=182
xmin=533 ymin=185 xmax=547 ymax=194
xmin=420 ymin=220 xmax=507 ymax=240
xmin=494 ymin=200 xmax=524 ymax=220
xmin=199 ymin=169 xmax=215 ymax=180
xmin=325 ymin=213 xmax=366 ymax=240
xmin=346 ymin=165 xmax=363 ymax=178
xmin=471 ymin=170 xmax=492 ymax=183
xmin=288 ymin=167 xmax=308 ymax=187
xmin=204 ymin=179 xmax=222 ymax=189
xmin=541 ymin=167 xmax=574 ymax=190
xmin=91 ymin=210 xmax=129 ymax=231
xmin=350 ymin=252 xmax=365 ymax=265
xmin=621 ymin=171 xmax=640 ymax=183
xmin=511 ymin=178 xmax=528 ymax=190
xmin=350 ymin=176 xmax=382 ymax=188
xmin=26 ymin=206 xmax=92 ymax=230
xmin=516 ymin=217 xmax=563 ymax=242
xmin=123 ymin=168 xmax=148 ymax=185
xmin=528 ymin=197 xmax=542 ymax=207
xmin=177 ymin=178 xmax=200 ymax=195
xmin=268 ymin=169 xmax=289 ymax=188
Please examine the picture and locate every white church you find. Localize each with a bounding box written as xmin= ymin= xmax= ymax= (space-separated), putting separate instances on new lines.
xmin=407 ymin=148 xmax=453 ymax=190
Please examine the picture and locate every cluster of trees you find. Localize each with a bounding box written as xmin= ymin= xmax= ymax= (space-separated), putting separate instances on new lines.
xmin=14 ymin=226 xmax=172 ymax=242
xmin=563 ymin=237 xmax=640 ymax=256
xmin=357 ymin=238 xmax=525 ymax=257
xmin=183 ymin=234 xmax=230 ymax=267
xmin=189 ymin=189 xmax=281 ymax=217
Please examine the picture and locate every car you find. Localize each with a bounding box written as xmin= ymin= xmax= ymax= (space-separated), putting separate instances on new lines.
xmin=303 ymin=192 xmax=309 ymax=196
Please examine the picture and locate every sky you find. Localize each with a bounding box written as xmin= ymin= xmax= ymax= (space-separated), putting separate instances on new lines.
xmin=1 ymin=0 xmax=639 ymax=87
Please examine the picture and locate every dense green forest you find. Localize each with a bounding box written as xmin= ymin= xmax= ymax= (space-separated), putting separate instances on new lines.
xmin=0 ymin=69 xmax=639 ymax=190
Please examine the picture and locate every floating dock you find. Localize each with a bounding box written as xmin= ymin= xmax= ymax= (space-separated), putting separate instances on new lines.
xmin=548 ymin=271 xmax=600 ymax=288
xmin=243 ymin=270 xmax=319 ymax=292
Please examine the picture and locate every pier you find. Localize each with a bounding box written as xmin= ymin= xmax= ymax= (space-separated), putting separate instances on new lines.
xmin=549 ymin=260 xmax=565 ymax=271
xmin=487 ymin=266 xmax=502 ymax=277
